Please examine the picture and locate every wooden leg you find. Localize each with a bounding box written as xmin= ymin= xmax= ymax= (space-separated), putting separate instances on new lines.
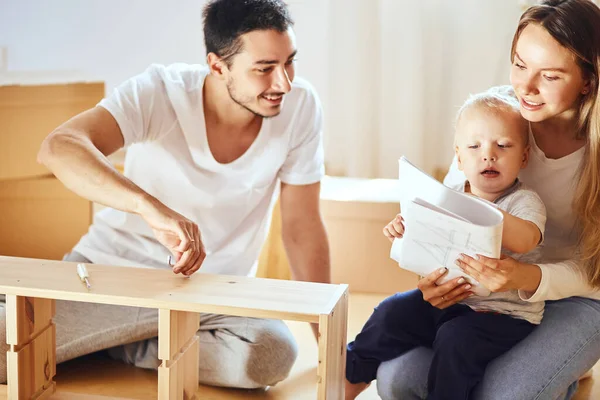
xmin=157 ymin=309 xmax=200 ymax=400
xmin=5 ymin=295 xmax=56 ymax=400
xmin=317 ymin=289 xmax=349 ymax=400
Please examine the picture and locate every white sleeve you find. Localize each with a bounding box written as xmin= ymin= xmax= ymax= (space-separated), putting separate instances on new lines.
xmin=278 ymin=85 xmax=325 ymax=185
xmin=505 ymin=189 xmax=547 ymax=244
xmin=519 ymin=259 xmax=600 ymax=301
xmin=98 ymin=64 xmax=175 ymax=146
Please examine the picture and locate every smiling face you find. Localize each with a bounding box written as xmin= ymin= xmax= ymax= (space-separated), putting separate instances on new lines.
xmin=510 ymin=23 xmax=589 ymax=124
xmin=455 ymin=105 xmax=529 ymax=201
xmin=222 ymin=28 xmax=297 ymax=118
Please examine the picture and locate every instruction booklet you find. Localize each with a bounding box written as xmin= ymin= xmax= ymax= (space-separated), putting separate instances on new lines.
xmin=390 ymin=157 xmax=504 ymax=296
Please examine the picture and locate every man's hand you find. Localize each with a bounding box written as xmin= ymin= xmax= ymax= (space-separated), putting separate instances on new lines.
xmin=280 ymin=182 xmax=331 ymax=343
xmin=383 ymin=213 xmax=404 ymax=242
xmin=138 ymin=197 xmax=206 ymax=276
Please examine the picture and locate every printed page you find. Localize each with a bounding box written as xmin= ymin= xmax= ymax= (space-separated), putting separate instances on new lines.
xmin=391 ymin=201 xmax=502 ymax=296
xmin=413 ymin=198 xmax=470 ymax=222
xmin=397 ymin=157 xmax=503 ymax=227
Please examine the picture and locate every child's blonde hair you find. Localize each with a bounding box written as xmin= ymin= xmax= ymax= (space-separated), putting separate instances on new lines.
xmin=455 ymin=85 xmax=528 ymax=146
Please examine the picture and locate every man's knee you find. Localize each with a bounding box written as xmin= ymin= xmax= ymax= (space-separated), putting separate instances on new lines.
xmin=244 ymin=319 xmax=298 ymax=387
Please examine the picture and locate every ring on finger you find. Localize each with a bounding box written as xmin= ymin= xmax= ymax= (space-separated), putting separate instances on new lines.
xmin=441 ymin=295 xmax=445 ymax=301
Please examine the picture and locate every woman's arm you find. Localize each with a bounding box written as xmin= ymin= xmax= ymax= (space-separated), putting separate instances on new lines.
xmin=521 ymin=259 xmax=600 ymax=301
xmin=500 ymin=210 xmax=541 ymax=254
xmin=455 ymin=255 xmax=600 ymax=301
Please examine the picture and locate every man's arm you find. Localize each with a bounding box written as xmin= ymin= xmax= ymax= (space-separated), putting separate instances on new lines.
xmin=279 ymin=181 xmax=331 ymax=284
xmin=38 ymin=106 xmax=204 ymax=275
xmin=280 ymin=181 xmax=330 ymax=339
xmin=499 ymin=210 xmax=541 ymax=254
xmin=38 ymin=106 xmax=146 ymax=213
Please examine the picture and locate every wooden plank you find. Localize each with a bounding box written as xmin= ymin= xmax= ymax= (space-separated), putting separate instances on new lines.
xmin=5 ymin=295 xmax=56 ymax=399
xmin=6 ymin=322 xmax=56 ymax=399
xmin=157 ymin=364 xmax=176 ymax=400
xmin=158 ymin=310 xmax=199 ymax=399
xmin=5 ymin=296 xmax=54 ymax=347
xmin=51 ymin=394 xmax=129 ymax=400
xmin=6 ymin=352 xmax=18 ymax=400
xmin=32 ymin=382 xmax=55 ymax=400
xmin=0 ymin=256 xmax=345 ymax=323
xmin=4 ymin=295 xmax=18 ymax=347
xmin=158 ymin=310 xmax=199 ymax=361
xmin=0 ymin=389 xmax=132 ymax=400
xmin=158 ymin=337 xmax=199 ymax=400
xmin=317 ymin=288 xmax=348 ymax=400
xmin=181 ymin=339 xmax=199 ymax=400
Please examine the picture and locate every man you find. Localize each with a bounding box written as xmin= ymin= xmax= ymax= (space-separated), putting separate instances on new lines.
xmin=0 ymin=0 xmax=330 ymax=389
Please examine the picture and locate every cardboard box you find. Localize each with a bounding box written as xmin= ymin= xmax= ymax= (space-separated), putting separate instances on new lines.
xmin=257 ymin=177 xmax=420 ymax=294
xmin=0 ymin=177 xmax=92 ymax=260
xmin=0 ymin=82 xmax=105 ymax=180
xmin=320 ymin=177 xmax=419 ymax=294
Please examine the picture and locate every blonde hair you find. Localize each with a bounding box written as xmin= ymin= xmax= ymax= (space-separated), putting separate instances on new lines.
xmin=513 ymin=0 xmax=600 ymax=287
xmin=455 ymin=86 xmax=529 ymax=146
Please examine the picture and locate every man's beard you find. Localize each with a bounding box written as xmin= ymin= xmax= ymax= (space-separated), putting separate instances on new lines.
xmin=226 ymin=79 xmax=281 ymax=119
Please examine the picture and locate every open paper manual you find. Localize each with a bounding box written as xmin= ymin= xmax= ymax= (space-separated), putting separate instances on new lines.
xmin=390 ymin=157 xmax=504 ymax=296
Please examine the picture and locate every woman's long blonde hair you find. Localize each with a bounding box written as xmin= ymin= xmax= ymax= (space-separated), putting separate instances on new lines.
xmin=512 ymin=0 xmax=600 ymax=287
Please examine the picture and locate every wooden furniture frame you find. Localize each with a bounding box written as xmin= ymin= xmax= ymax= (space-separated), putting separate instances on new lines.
xmin=0 ymin=256 xmax=348 ymax=399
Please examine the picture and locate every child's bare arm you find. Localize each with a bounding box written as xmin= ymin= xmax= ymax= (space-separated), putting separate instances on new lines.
xmin=499 ymin=209 xmax=541 ymax=254
xmin=383 ymin=213 xmax=404 ymax=242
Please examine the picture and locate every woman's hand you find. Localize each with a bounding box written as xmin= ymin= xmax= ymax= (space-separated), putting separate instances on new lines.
xmin=383 ymin=214 xmax=405 ymax=242
xmin=417 ymin=267 xmax=474 ymax=309
xmin=455 ymin=254 xmax=542 ymax=293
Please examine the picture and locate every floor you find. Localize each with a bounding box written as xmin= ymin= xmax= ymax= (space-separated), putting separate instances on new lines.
xmin=1 ymin=292 xmax=598 ymax=399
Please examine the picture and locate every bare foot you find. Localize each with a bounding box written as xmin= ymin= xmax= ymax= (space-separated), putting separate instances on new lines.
xmin=345 ymin=379 xmax=371 ymax=400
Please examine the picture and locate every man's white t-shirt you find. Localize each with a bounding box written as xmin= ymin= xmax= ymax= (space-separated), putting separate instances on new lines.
xmin=72 ymin=63 xmax=324 ymax=276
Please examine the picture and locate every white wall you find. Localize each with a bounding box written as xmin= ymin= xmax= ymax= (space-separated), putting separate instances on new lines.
xmin=0 ymin=0 xmax=328 ymax=98
xmin=376 ymin=0 xmax=523 ymax=178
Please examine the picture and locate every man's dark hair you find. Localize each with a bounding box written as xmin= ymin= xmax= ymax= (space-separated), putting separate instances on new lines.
xmin=203 ymin=0 xmax=294 ymax=66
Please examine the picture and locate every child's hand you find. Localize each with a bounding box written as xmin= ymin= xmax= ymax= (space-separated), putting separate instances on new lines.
xmin=383 ymin=213 xmax=405 ymax=242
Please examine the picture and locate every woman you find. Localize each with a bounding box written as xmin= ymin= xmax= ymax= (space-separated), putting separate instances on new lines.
xmin=376 ymin=0 xmax=600 ymax=399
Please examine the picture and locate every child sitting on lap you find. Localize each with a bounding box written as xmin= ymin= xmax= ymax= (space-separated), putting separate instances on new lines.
xmin=345 ymin=87 xmax=547 ymax=400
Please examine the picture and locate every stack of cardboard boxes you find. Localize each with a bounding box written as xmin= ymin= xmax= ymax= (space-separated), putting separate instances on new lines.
xmin=319 ymin=176 xmax=420 ymax=294
xmin=0 ymin=80 xmax=104 ymax=260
